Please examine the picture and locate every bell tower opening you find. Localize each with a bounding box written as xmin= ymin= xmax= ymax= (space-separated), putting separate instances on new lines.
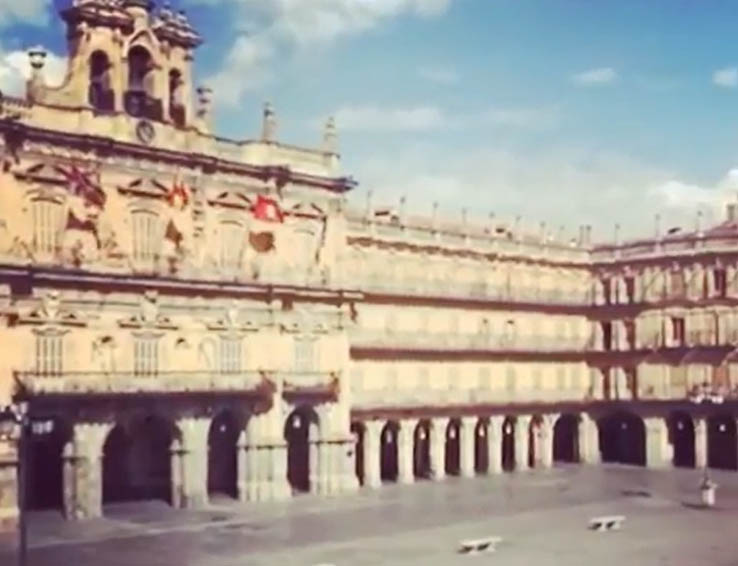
xmin=169 ymin=69 xmax=185 ymax=127
xmin=88 ymin=51 xmax=114 ymax=112
xmin=125 ymin=45 xmax=162 ymax=120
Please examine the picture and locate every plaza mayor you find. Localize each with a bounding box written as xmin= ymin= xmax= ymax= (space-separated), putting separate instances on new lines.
xmin=0 ymin=1 xmax=737 ymax=557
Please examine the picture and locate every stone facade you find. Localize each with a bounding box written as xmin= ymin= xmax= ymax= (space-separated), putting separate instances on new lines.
xmin=0 ymin=0 xmax=738 ymax=532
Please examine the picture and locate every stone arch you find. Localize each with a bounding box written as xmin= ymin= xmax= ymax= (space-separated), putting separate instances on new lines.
xmin=284 ymin=406 xmax=319 ymax=493
xmin=413 ymin=419 xmax=431 ymax=479
xmin=707 ymin=414 xmax=738 ymax=470
xmin=350 ymin=422 xmax=365 ymax=486
xmin=598 ymin=411 xmax=646 ymax=466
xmin=102 ymin=415 xmax=180 ymax=505
xmin=474 ymin=418 xmax=489 ymax=474
xmin=168 ymin=68 xmax=185 ymax=126
xmin=553 ymin=413 xmax=580 ymax=463
xmin=207 ymin=410 xmax=242 ymax=498
xmin=380 ymin=421 xmax=399 ymax=482
xmin=501 ymin=416 xmax=516 ymax=471
xmin=26 ymin=416 xmax=72 ymax=511
xmin=668 ymin=411 xmax=695 ymax=468
xmin=445 ymin=418 xmax=461 ymax=476
xmin=127 ymin=45 xmax=154 ymax=95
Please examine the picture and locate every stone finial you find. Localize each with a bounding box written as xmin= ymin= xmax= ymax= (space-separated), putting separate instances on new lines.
xmin=365 ymin=189 xmax=373 ymax=219
xmin=461 ymin=207 xmax=468 ymax=228
xmin=323 ymin=116 xmax=337 ymax=154
xmin=614 ymin=223 xmax=620 ymax=246
xmin=696 ymin=210 xmax=704 ymax=236
xmin=557 ymin=225 xmax=564 ymax=242
xmin=514 ymin=215 xmax=521 ymax=240
xmin=727 ymin=203 xmax=737 ymax=223
xmin=432 ymin=202 xmax=439 ymax=228
xmin=196 ymin=86 xmax=213 ymax=128
xmin=262 ymin=101 xmax=277 ymax=142
xmin=26 ymin=47 xmax=47 ymax=102
xmin=399 ymin=195 xmax=407 ymax=222
xmin=539 ymin=221 xmax=546 ymax=242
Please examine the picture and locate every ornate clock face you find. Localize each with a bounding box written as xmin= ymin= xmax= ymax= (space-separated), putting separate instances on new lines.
xmin=136 ymin=120 xmax=155 ymax=145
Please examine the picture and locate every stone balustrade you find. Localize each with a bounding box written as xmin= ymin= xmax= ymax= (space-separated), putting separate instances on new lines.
xmin=351 ymin=330 xmax=587 ymax=352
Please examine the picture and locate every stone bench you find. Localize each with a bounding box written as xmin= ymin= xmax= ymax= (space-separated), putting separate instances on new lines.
xmin=589 ymin=515 xmax=625 ymax=532
xmin=458 ymin=536 xmax=503 ymax=554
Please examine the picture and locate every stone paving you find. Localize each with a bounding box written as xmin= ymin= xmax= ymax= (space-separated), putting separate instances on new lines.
xmin=2 ymin=464 xmax=738 ymax=565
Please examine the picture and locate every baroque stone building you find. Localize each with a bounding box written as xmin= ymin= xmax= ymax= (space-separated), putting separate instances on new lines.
xmin=1 ymin=0 xmax=737 ymax=531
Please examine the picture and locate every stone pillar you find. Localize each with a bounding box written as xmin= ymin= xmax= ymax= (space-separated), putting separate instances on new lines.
xmin=645 ymin=417 xmax=671 ymax=468
xmin=487 ymin=416 xmax=504 ymax=474
xmin=695 ymin=417 xmax=708 ymax=469
xmin=397 ymin=419 xmax=416 ymax=485
xmin=579 ymin=413 xmax=600 ymax=464
xmin=236 ymin=431 xmax=248 ymax=502
xmin=270 ymin=441 xmax=291 ymax=500
xmin=309 ymin=422 xmax=320 ymax=495
xmin=430 ymin=417 xmax=449 ymax=481
xmin=318 ymin=439 xmax=331 ymax=496
xmin=460 ymin=417 xmax=476 ymax=478
xmin=341 ymin=436 xmax=360 ymax=494
xmin=540 ymin=414 xmax=557 ymax=469
xmin=363 ymin=421 xmax=383 ymax=489
xmin=515 ymin=415 xmax=531 ymax=471
xmin=177 ymin=417 xmax=209 ymax=509
xmin=66 ymin=423 xmax=111 ymax=520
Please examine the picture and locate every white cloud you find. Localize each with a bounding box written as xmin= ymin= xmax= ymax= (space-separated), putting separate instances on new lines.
xmin=713 ymin=67 xmax=738 ymax=88
xmin=330 ymin=105 xmax=446 ymax=132
xmin=314 ymin=103 xmax=558 ymax=133
xmin=0 ymin=46 xmax=67 ymax=96
xmin=417 ymin=66 xmax=459 ymax=85
xmin=0 ymin=0 xmax=50 ymax=28
xmin=186 ymin=0 xmax=454 ymax=106
xmin=346 ymin=143 xmax=734 ymax=241
xmin=571 ymin=67 xmax=617 ymax=86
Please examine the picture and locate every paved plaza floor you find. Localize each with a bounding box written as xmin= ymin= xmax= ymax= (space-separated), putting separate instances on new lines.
xmin=2 ymin=464 xmax=738 ymax=565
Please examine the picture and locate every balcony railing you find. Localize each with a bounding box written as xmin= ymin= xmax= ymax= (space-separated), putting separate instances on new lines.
xmin=15 ymin=370 xmax=267 ymax=396
xmin=357 ymin=279 xmax=592 ymax=306
xmin=124 ymin=90 xmax=163 ymax=121
xmin=351 ymin=386 xmax=590 ymax=408
xmin=351 ymin=330 xmax=587 ymax=352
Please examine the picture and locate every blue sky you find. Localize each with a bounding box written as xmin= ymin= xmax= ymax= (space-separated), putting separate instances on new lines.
xmin=4 ymin=0 xmax=738 ymax=240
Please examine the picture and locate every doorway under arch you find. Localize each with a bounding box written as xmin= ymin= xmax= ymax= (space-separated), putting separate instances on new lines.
xmin=380 ymin=421 xmax=399 ymax=482
xmin=26 ymin=417 xmax=71 ymax=511
xmin=207 ymin=411 xmax=241 ymax=498
xmin=413 ymin=420 xmax=431 ymax=479
xmin=445 ymin=418 xmax=461 ymax=476
xmin=598 ymin=411 xmax=646 ymax=466
xmin=553 ymin=414 xmax=580 ymax=463
xmin=285 ymin=407 xmax=319 ymax=494
xmin=474 ymin=418 xmax=489 ymax=474
xmin=501 ymin=417 xmax=516 ymax=472
xmin=103 ymin=415 xmax=178 ymax=505
xmin=669 ymin=411 xmax=695 ymax=468
xmin=707 ymin=414 xmax=738 ymax=470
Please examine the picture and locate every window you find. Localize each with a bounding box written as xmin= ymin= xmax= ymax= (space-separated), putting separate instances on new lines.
xmin=714 ymin=268 xmax=727 ymax=298
xmin=601 ymin=322 xmax=612 ymax=351
xmin=625 ymin=276 xmax=635 ymax=303
xmin=35 ymin=333 xmax=63 ymax=376
xmin=31 ymin=199 xmax=64 ymax=254
xmin=294 ymin=338 xmax=317 ymax=372
xmin=670 ymin=271 xmax=686 ymax=299
xmin=133 ymin=335 xmax=159 ymax=377
xmin=219 ymin=221 xmax=244 ymax=270
xmin=131 ymin=210 xmax=159 ymax=262
xmin=601 ymin=278 xmax=611 ymax=305
xmin=672 ymin=317 xmax=686 ymax=346
xmin=219 ymin=336 xmax=242 ymax=374
xmin=625 ymin=320 xmax=636 ymax=350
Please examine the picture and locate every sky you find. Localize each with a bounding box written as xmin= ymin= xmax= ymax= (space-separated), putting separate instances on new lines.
xmin=3 ymin=0 xmax=738 ymax=241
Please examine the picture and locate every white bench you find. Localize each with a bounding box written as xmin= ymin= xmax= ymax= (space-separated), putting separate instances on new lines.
xmin=589 ymin=515 xmax=625 ymax=532
xmin=458 ymin=536 xmax=502 ymax=554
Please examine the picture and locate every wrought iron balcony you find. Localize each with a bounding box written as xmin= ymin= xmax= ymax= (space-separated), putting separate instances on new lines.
xmin=124 ymin=90 xmax=163 ymax=121
xmin=14 ymin=370 xmax=269 ymax=396
xmin=350 ymin=330 xmax=586 ymax=352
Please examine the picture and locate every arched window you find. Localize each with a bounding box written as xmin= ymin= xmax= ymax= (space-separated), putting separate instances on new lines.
xmin=31 ymin=198 xmax=64 ymax=255
xmin=169 ymin=69 xmax=185 ymax=127
xmin=88 ymin=51 xmax=113 ymax=111
xmin=126 ymin=46 xmax=161 ymax=120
